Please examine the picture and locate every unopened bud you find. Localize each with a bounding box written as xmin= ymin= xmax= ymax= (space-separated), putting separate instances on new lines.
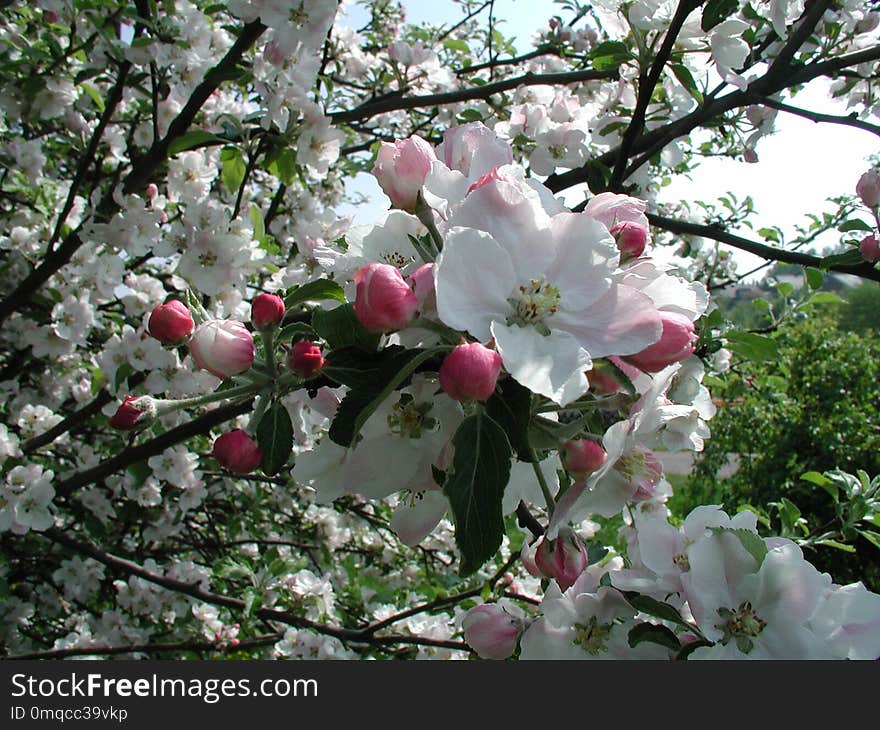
xmin=439 ymin=342 xmax=502 ymax=402
xmin=148 ymin=300 xmax=194 ymax=346
xmin=859 ymin=234 xmax=880 ymax=263
xmin=857 ymin=170 xmax=880 ymax=209
xmin=109 ymin=396 xmax=158 ymax=431
xmin=562 ymin=439 xmax=607 ymax=480
xmin=353 ymin=263 xmax=419 ymax=333
xmin=251 ymin=293 xmax=286 ymax=331
xmin=288 ymin=340 xmax=325 ymax=378
xmin=624 ymin=311 xmax=697 ymax=373
xmin=188 ymin=320 xmax=255 ymax=379
xmin=373 ymin=135 xmax=436 ymax=213
xmin=212 ymin=430 xmax=262 ymax=474
xmin=462 ymin=604 xmax=523 ymax=660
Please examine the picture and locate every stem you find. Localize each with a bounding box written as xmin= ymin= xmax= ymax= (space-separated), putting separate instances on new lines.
xmin=531 ymin=453 xmax=556 ymax=513
xmin=156 ymin=382 xmax=259 ymax=415
xmin=260 ymin=330 xmax=277 ymax=379
xmin=414 ymin=192 xmax=444 ymax=255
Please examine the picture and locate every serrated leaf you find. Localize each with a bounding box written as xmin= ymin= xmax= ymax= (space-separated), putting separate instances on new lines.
xmin=328 ymin=348 xmax=444 ymax=447
xmin=256 ymin=401 xmax=293 ymax=476
xmin=838 ymin=219 xmax=873 ymax=232
xmin=710 ymin=527 xmax=768 ymax=568
xmin=702 ymin=0 xmax=739 ymax=30
xmin=725 ymin=331 xmax=778 ymax=362
xmin=628 ymin=622 xmax=681 ymax=652
xmin=220 ymin=146 xmax=246 ymax=192
xmin=443 ymin=411 xmax=512 ymax=576
xmin=484 ymin=377 xmax=534 ymax=462
xmin=620 ymin=591 xmax=693 ymax=629
xmin=285 ymin=279 xmax=346 ymax=310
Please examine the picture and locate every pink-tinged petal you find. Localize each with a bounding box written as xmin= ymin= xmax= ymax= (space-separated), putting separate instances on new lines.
xmin=552 ymin=284 xmax=662 ymax=358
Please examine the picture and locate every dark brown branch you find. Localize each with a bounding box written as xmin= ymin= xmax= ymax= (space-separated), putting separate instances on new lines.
xmin=329 ymin=68 xmax=618 ymax=124
xmin=609 ymin=0 xmax=703 ymax=190
xmin=55 ymin=397 xmax=255 ymax=499
xmin=751 ymin=96 xmax=880 ymax=137
xmin=647 ymin=212 xmax=880 ymax=281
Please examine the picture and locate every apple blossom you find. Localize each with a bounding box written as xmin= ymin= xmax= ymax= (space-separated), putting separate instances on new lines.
xmin=109 ymin=395 xmax=158 ymax=431
xmin=610 ymin=221 xmax=648 ymax=260
xmin=856 ymin=170 xmax=880 ymax=208
xmin=462 ymin=603 xmax=524 ymax=660
xmin=188 ymin=320 xmax=255 ymax=379
xmin=372 ymin=135 xmax=436 ymax=213
xmin=859 ymin=233 xmax=880 ymax=263
xmin=148 ymin=300 xmax=194 ymax=346
xmin=624 ymin=311 xmax=698 ymax=373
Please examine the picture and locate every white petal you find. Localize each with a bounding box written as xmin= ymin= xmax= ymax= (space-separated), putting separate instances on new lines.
xmin=492 ymin=321 xmax=591 ymax=405
xmin=390 ymin=490 xmax=448 ymax=546
xmin=435 ymin=227 xmax=516 ymax=340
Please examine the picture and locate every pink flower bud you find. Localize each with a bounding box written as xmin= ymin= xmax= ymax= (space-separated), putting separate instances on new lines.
xmin=407 ymin=263 xmax=436 ymax=314
xmin=353 ymin=263 xmax=419 ymax=333
xmin=251 ymin=293 xmax=286 ymax=331
xmin=372 ymin=135 xmax=436 ymax=213
xmin=188 ymin=320 xmax=255 ymax=379
xmin=610 ymin=220 xmax=648 ymax=260
xmin=859 ymin=234 xmax=880 ymax=263
xmin=562 ymin=439 xmax=607 ymax=480
xmin=743 ymin=148 xmax=759 ymax=164
xmin=109 ymin=396 xmax=157 ymax=431
xmin=439 ymin=342 xmax=503 ymax=402
xmin=146 ymin=183 xmax=159 ymax=199
xmin=857 ymin=170 xmax=880 ymax=209
xmin=461 ymin=604 xmax=522 ymax=660
xmin=552 ymin=528 xmax=590 ymax=592
xmin=148 ymin=300 xmax=194 ymax=346
xmin=212 ymin=430 xmax=262 ymax=474
xmin=288 ymin=340 xmax=325 ymax=378
xmin=624 ymin=311 xmax=697 ymax=373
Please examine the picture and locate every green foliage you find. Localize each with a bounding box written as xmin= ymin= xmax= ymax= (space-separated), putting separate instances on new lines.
xmin=837 ymin=282 xmax=880 ymax=335
xmin=674 ymin=312 xmax=880 ymax=588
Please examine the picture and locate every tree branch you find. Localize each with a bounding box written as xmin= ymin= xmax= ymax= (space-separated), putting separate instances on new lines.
xmin=647 ymin=212 xmax=880 ymax=281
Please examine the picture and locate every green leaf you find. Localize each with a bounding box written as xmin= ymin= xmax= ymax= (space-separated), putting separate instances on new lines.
xmin=628 ymin=622 xmax=682 ymax=652
xmin=284 ymin=279 xmax=346 ymax=310
xmin=167 ymin=130 xmax=226 ymax=156
xmin=821 ymin=249 xmax=865 ymax=268
xmin=312 ymin=304 xmax=381 ymax=352
xmin=804 ymin=267 xmax=823 ymax=290
xmin=858 ymin=530 xmax=880 ymax=551
xmin=584 ymin=160 xmax=612 ymax=194
xmin=620 ymin=592 xmax=692 ymax=628
xmin=256 ymin=401 xmax=293 ymax=476
xmin=323 ymin=345 xmax=407 ymax=390
xmin=328 ymin=348 xmax=444 ymax=447
xmin=249 ymin=205 xmax=265 ymax=242
xmin=277 ymin=321 xmax=317 ymax=344
xmin=220 ymin=146 xmax=246 ymax=192
xmin=443 ymin=38 xmax=470 ymax=53
xmin=588 ymin=40 xmax=632 ymax=71
xmin=838 ymin=219 xmax=873 ymax=233
xmin=268 ymin=147 xmax=298 ymax=186
xmin=670 ymin=63 xmax=702 ymax=103
xmin=710 ymin=527 xmax=768 ymax=568
xmin=815 ymin=539 xmax=856 ymax=553
xmin=114 ymin=363 xmax=133 ymax=392
xmin=804 ymin=291 xmax=843 ymax=306
xmin=725 ymin=331 xmax=778 ymax=362
xmin=79 ymin=82 xmax=105 ymax=112
xmin=443 ymin=411 xmax=512 ymax=576
xmin=701 ymin=0 xmax=739 ymax=30
xmin=484 ymin=377 xmax=534 ymax=462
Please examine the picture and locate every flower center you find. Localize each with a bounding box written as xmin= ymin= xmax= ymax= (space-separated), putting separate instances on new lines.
xmin=572 ymin=617 xmax=612 ymax=656
xmin=381 ymin=251 xmax=411 ymax=268
xmin=716 ymin=600 xmax=766 ymax=655
xmin=387 ymin=395 xmax=436 ymax=439
xmin=507 ymin=275 xmax=560 ymax=335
